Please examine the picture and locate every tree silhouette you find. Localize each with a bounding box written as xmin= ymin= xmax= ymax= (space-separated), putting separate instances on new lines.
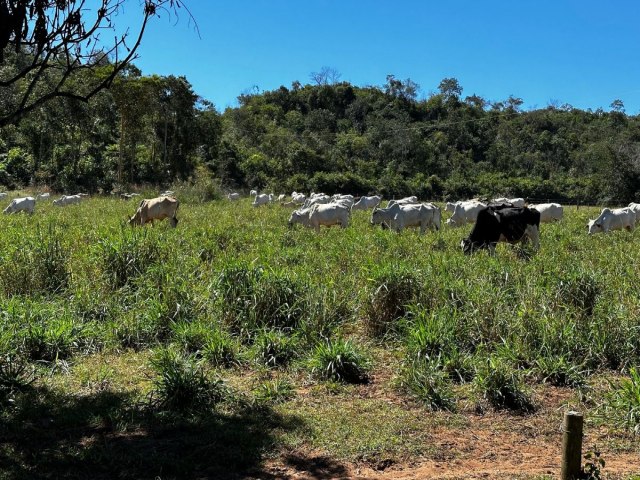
xmin=0 ymin=0 xmax=195 ymax=127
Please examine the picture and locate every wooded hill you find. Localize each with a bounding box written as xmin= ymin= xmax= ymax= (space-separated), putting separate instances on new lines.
xmin=1 ymin=58 xmax=638 ymax=203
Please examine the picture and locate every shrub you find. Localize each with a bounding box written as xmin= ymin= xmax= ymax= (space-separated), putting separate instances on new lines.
xmin=309 ymin=337 xmax=369 ymax=384
xmin=150 ymin=347 xmax=228 ymax=413
xmin=474 ymin=356 xmax=535 ymax=412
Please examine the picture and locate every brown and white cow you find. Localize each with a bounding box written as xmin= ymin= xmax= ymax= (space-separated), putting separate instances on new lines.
xmin=129 ymin=196 xmax=179 ymax=228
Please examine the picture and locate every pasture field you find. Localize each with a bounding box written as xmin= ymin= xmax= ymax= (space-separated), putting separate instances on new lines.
xmin=1 ymin=193 xmax=640 ymax=479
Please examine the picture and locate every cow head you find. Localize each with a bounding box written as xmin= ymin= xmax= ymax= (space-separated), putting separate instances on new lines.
xmin=587 ymin=220 xmax=601 ymax=235
xmin=129 ymin=210 xmax=142 ymax=226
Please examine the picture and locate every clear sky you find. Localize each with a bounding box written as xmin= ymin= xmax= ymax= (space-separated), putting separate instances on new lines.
xmin=117 ymin=0 xmax=640 ymax=113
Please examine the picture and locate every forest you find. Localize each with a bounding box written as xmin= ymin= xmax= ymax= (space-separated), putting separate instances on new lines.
xmin=1 ymin=48 xmax=639 ymax=203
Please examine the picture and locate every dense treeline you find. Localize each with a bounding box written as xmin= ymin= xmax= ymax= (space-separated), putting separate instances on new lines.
xmin=1 ymin=50 xmax=639 ymax=202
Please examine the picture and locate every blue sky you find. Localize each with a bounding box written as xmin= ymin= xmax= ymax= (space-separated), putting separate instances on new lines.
xmin=117 ymin=0 xmax=640 ymax=113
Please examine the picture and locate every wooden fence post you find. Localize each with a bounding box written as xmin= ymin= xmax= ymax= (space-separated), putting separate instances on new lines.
xmin=561 ymin=410 xmax=583 ymax=480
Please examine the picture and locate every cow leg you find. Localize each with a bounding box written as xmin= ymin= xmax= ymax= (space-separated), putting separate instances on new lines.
xmin=524 ymin=224 xmax=540 ymax=249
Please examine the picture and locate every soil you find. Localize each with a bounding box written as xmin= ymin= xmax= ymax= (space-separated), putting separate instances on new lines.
xmin=258 ymin=386 xmax=640 ymax=480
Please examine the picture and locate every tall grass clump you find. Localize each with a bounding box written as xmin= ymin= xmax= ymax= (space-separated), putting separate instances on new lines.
xmin=0 ymin=225 xmax=70 ymax=296
xmin=215 ymin=264 xmax=307 ymax=338
xmin=308 ymin=337 xmax=370 ymax=384
xmin=100 ymin=229 xmax=164 ymax=289
xmin=363 ymin=265 xmax=423 ymax=338
xmin=603 ymin=367 xmax=640 ymax=435
xmin=0 ymin=354 xmax=35 ymax=404
xmin=555 ymin=271 xmax=601 ymax=317
xmin=474 ymin=356 xmax=535 ymax=412
xmin=401 ymin=360 xmax=456 ymax=411
xmin=202 ymin=329 xmax=239 ymax=368
xmin=253 ymin=330 xmax=298 ymax=368
xmin=150 ymin=347 xmax=228 ymax=413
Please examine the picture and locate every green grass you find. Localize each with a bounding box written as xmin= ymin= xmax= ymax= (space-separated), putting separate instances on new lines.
xmin=1 ymin=194 xmax=640 ymax=476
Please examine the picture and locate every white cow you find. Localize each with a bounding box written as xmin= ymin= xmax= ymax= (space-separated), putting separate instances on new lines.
xmin=307 ymin=203 xmax=350 ymax=232
xmin=252 ymin=193 xmax=272 ymax=207
xmin=372 ymin=203 xmax=439 ymax=234
xmin=291 ymin=192 xmax=306 ymax=204
xmin=587 ymin=207 xmax=636 ymax=234
xmin=288 ymin=207 xmax=314 ymax=228
xmin=303 ymin=194 xmax=331 ymax=208
xmin=53 ymin=194 xmax=83 ymax=206
xmin=36 ymin=193 xmax=50 ymax=200
xmin=529 ymin=203 xmax=563 ymax=222
xmin=250 ymin=189 xmax=258 ymax=197
xmin=3 ymin=197 xmax=35 ymax=214
xmin=159 ymin=190 xmax=174 ymax=197
xmin=227 ymin=193 xmax=241 ymax=201
xmin=386 ymin=196 xmax=418 ymax=208
xmin=0 ymin=192 xmax=7 ymax=199
xmin=446 ymin=200 xmax=487 ymax=227
xmin=493 ymin=197 xmax=525 ymax=207
xmin=352 ymin=195 xmax=382 ymax=210
xmin=627 ymin=202 xmax=640 ymax=214
xmin=277 ymin=194 xmax=286 ymax=202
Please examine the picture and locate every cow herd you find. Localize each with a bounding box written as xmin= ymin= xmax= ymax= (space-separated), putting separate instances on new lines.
xmin=2 ymin=187 xmax=639 ymax=255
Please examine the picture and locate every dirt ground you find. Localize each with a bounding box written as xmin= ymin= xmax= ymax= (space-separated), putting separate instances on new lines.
xmin=258 ymin=386 xmax=640 ymax=480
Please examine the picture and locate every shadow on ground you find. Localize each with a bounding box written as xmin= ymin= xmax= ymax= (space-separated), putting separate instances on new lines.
xmin=0 ymin=386 xmax=347 ymax=479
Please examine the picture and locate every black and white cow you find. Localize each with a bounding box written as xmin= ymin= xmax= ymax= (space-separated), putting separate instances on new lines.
xmin=461 ymin=205 xmax=541 ymax=255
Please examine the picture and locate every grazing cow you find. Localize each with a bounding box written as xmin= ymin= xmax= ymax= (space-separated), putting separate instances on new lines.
xmin=3 ymin=197 xmax=35 ymax=214
xmin=250 ymin=189 xmax=258 ymax=197
xmin=36 ymin=193 xmax=50 ymax=200
xmin=277 ymin=194 xmax=286 ymax=202
xmin=372 ymin=203 xmax=440 ymax=234
xmin=492 ymin=197 xmax=525 ymax=207
xmin=461 ymin=205 xmax=541 ymax=255
xmin=628 ymin=202 xmax=640 ymax=214
xmin=121 ymin=193 xmax=141 ymax=200
xmin=227 ymin=192 xmax=241 ymax=201
xmin=446 ymin=200 xmax=487 ymax=227
xmin=529 ymin=203 xmax=563 ymax=222
xmin=587 ymin=207 xmax=635 ymax=234
xmin=129 ymin=196 xmax=179 ymax=228
xmin=53 ymin=194 xmax=82 ymax=206
xmin=302 ymin=194 xmax=331 ymax=208
xmin=307 ymin=203 xmax=350 ymax=232
xmin=386 ymin=196 xmax=419 ymax=208
xmin=252 ymin=193 xmax=272 ymax=207
xmin=352 ymin=195 xmax=382 ymax=210
xmin=288 ymin=207 xmax=314 ymax=228
xmin=291 ymin=192 xmax=306 ymax=204
xmin=392 ymin=203 xmax=441 ymax=234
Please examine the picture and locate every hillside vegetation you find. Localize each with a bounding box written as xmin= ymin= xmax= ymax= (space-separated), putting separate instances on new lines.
xmin=1 ymin=51 xmax=639 ymax=203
